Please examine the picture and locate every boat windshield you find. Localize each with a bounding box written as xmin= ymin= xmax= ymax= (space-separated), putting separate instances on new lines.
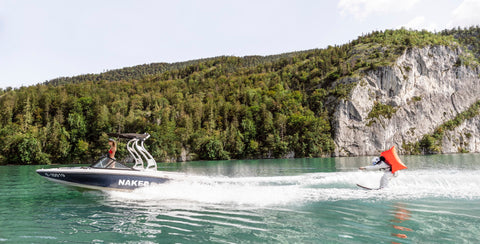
xmin=90 ymin=157 xmax=132 ymax=170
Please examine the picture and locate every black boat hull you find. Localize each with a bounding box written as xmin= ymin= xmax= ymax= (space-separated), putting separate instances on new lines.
xmin=36 ymin=168 xmax=170 ymax=191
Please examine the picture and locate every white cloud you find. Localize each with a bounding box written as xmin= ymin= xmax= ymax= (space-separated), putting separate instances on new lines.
xmin=400 ymin=16 xmax=438 ymax=31
xmin=338 ymin=0 xmax=420 ymax=20
xmin=449 ymin=0 xmax=480 ymax=28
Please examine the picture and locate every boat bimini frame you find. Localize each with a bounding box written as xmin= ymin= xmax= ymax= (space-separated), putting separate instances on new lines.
xmin=108 ymin=133 xmax=157 ymax=171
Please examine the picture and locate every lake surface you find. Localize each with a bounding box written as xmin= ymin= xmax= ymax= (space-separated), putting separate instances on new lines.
xmin=1 ymin=154 xmax=480 ymax=243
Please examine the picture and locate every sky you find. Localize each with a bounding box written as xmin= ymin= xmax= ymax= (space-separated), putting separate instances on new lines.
xmin=1 ymin=0 xmax=479 ymax=88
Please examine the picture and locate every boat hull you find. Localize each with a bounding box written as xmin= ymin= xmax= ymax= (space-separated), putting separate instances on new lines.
xmin=36 ymin=167 xmax=170 ymax=191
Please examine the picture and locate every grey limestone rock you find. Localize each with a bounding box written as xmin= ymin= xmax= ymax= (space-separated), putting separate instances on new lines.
xmin=333 ymin=46 xmax=480 ymax=156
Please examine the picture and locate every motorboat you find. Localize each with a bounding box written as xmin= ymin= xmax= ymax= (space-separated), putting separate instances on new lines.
xmin=36 ymin=133 xmax=175 ymax=191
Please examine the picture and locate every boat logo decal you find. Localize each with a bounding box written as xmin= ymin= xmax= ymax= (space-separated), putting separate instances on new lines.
xmin=45 ymin=173 xmax=66 ymax=178
xmin=118 ymin=179 xmax=150 ymax=187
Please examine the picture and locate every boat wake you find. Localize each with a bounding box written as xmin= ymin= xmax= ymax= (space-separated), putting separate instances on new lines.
xmin=106 ymin=169 xmax=480 ymax=206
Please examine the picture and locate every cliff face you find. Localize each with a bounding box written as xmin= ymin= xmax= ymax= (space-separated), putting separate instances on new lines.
xmin=442 ymin=117 xmax=480 ymax=153
xmin=333 ymin=46 xmax=480 ymax=156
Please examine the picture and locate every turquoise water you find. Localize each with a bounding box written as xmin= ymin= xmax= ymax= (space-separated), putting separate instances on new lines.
xmin=1 ymin=154 xmax=480 ymax=243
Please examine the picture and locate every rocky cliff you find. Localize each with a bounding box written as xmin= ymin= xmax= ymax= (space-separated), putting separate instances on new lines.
xmin=442 ymin=116 xmax=480 ymax=153
xmin=333 ymin=45 xmax=480 ymax=156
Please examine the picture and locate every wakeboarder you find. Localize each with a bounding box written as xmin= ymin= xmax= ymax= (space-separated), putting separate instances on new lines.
xmin=358 ymin=146 xmax=407 ymax=190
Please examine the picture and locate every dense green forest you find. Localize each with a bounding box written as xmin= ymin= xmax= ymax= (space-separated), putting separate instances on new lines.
xmin=0 ymin=27 xmax=478 ymax=165
xmin=441 ymin=26 xmax=480 ymax=60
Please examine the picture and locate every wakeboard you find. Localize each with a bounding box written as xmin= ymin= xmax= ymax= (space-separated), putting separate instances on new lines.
xmin=356 ymin=184 xmax=381 ymax=190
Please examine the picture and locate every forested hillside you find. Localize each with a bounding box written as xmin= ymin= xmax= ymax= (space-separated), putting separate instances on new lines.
xmin=43 ymin=52 xmax=311 ymax=86
xmin=0 ymin=27 xmax=477 ymax=165
xmin=441 ymin=26 xmax=480 ymax=60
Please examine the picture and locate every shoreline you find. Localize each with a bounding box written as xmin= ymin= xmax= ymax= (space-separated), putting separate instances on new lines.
xmin=2 ymin=151 xmax=479 ymax=166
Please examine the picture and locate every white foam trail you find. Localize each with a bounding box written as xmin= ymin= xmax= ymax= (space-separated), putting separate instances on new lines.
xmin=107 ymin=170 xmax=480 ymax=206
